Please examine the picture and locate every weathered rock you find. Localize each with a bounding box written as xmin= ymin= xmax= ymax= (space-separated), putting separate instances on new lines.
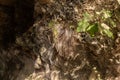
xmin=0 ymin=0 xmax=120 ymax=80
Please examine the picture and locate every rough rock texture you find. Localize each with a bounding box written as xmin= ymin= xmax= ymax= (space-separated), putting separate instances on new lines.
xmin=0 ymin=0 xmax=120 ymax=80
xmin=25 ymin=0 xmax=120 ymax=79
xmin=0 ymin=0 xmax=34 ymax=79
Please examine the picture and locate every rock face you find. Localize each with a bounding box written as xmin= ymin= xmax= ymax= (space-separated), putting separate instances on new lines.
xmin=0 ymin=0 xmax=53 ymax=79
xmin=0 ymin=0 xmax=120 ymax=80
xmin=0 ymin=0 xmax=34 ymax=80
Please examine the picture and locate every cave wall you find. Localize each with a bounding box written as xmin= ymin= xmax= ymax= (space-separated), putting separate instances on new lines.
xmin=0 ymin=0 xmax=34 ymax=47
xmin=0 ymin=0 xmax=34 ymax=79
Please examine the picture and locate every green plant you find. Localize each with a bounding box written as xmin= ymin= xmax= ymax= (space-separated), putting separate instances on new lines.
xmin=77 ymin=10 xmax=115 ymax=39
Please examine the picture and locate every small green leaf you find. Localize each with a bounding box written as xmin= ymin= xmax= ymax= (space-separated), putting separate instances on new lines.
xmin=109 ymin=19 xmax=116 ymax=27
xmin=83 ymin=12 xmax=91 ymax=21
xmin=77 ymin=12 xmax=91 ymax=32
xmin=77 ymin=19 xmax=89 ymax=32
xmin=87 ymin=23 xmax=98 ymax=37
xmin=77 ymin=21 xmax=83 ymax=32
xmin=101 ymin=23 xmax=110 ymax=29
xmin=103 ymin=29 xmax=114 ymax=39
xmin=103 ymin=10 xmax=112 ymax=19
xmin=48 ymin=21 xmax=54 ymax=27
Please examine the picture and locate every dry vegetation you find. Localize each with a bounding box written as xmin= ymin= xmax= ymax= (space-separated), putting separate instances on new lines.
xmin=0 ymin=0 xmax=120 ymax=80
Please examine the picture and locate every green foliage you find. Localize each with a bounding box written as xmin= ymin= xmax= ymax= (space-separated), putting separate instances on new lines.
xmin=100 ymin=23 xmax=114 ymax=39
xmin=77 ymin=13 xmax=90 ymax=32
xmin=77 ymin=10 xmax=115 ymax=39
xmin=77 ymin=19 xmax=89 ymax=32
xmin=102 ymin=10 xmax=112 ymax=19
xmin=103 ymin=29 xmax=114 ymax=39
xmin=48 ymin=21 xmax=58 ymax=38
xmin=87 ymin=23 xmax=98 ymax=37
xmin=48 ymin=21 xmax=54 ymax=27
xmin=108 ymin=18 xmax=116 ymax=27
xmin=76 ymin=12 xmax=98 ymax=37
xmin=83 ymin=12 xmax=91 ymax=21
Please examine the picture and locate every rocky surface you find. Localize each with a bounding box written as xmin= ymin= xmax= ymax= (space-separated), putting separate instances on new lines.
xmin=0 ymin=0 xmax=120 ymax=80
